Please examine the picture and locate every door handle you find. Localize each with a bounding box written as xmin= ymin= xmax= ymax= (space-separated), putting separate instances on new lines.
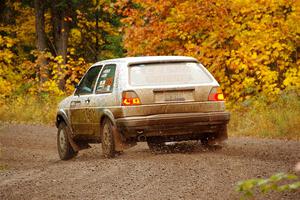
xmin=70 ymin=101 xmax=81 ymax=106
xmin=85 ymin=98 xmax=90 ymax=104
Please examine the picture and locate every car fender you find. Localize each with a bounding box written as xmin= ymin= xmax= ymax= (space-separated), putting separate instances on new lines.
xmin=100 ymin=108 xmax=132 ymax=151
xmin=101 ymin=109 xmax=117 ymax=127
xmin=56 ymin=109 xmax=71 ymax=128
xmin=56 ymin=109 xmax=82 ymax=152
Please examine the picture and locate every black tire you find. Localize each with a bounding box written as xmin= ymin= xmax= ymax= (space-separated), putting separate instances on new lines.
xmin=101 ymin=118 xmax=116 ymax=158
xmin=57 ymin=122 xmax=77 ymax=160
xmin=200 ymin=127 xmax=228 ymax=147
xmin=200 ymin=137 xmax=210 ymax=146
xmin=147 ymin=137 xmax=167 ymax=153
xmin=200 ymin=135 xmax=224 ymax=150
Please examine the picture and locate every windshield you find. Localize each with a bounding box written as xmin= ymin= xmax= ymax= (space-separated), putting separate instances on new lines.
xmin=129 ymin=62 xmax=213 ymax=86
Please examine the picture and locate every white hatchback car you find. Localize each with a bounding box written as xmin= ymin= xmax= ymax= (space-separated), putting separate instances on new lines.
xmin=56 ymin=56 xmax=230 ymax=159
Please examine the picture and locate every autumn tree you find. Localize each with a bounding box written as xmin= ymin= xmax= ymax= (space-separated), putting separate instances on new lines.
xmin=0 ymin=0 xmax=124 ymax=96
xmin=34 ymin=0 xmax=48 ymax=83
xmin=122 ymin=0 xmax=300 ymax=105
xmin=72 ymin=0 xmax=124 ymax=62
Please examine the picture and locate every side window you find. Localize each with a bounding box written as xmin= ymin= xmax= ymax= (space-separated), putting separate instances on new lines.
xmin=95 ymin=64 xmax=116 ymax=93
xmin=76 ymin=65 xmax=102 ymax=95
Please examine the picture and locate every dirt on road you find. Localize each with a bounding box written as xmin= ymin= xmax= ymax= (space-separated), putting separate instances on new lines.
xmin=0 ymin=123 xmax=299 ymax=200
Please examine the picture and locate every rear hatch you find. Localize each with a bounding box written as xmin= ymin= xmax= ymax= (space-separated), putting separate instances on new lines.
xmin=122 ymin=61 xmax=224 ymax=117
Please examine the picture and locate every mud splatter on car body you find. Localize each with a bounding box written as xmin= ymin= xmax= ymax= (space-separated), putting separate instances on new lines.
xmin=56 ymin=56 xmax=230 ymax=159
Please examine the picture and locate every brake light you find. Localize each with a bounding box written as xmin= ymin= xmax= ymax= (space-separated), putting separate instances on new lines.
xmin=122 ymin=91 xmax=141 ymax=106
xmin=208 ymin=87 xmax=225 ymax=101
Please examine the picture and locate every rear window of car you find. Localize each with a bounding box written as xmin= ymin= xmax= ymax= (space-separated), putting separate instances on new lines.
xmin=129 ymin=62 xmax=213 ymax=86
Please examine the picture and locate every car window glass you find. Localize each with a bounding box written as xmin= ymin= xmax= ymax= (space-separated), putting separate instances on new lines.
xmin=95 ymin=64 xmax=116 ymax=93
xmin=76 ymin=65 xmax=102 ymax=95
xmin=129 ymin=62 xmax=212 ymax=86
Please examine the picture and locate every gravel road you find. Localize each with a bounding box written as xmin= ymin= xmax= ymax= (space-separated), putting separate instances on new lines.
xmin=0 ymin=123 xmax=299 ymax=200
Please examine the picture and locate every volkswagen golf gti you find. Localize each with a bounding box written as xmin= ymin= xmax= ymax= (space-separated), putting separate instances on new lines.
xmin=56 ymin=56 xmax=230 ymax=160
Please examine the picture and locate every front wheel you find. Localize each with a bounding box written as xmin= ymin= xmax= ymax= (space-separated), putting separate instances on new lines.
xmin=101 ymin=118 xmax=116 ymax=158
xmin=57 ymin=122 xmax=77 ymax=160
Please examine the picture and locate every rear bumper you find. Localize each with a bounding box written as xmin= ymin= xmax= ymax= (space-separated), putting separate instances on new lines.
xmin=116 ymin=111 xmax=230 ymax=138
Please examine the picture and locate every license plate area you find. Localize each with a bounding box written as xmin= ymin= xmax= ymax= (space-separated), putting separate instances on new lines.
xmin=154 ymin=90 xmax=194 ymax=103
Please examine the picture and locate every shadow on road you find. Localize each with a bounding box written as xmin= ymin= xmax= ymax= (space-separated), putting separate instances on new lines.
xmin=66 ymin=141 xmax=224 ymax=162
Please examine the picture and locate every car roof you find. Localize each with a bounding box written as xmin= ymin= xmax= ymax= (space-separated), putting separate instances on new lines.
xmin=92 ymin=56 xmax=198 ymax=66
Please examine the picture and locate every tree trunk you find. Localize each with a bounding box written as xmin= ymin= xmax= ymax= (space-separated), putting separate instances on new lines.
xmin=51 ymin=1 xmax=71 ymax=90
xmin=95 ymin=7 xmax=99 ymax=62
xmin=0 ymin=1 xmax=15 ymax=24
xmin=35 ymin=0 xmax=47 ymax=51
xmin=34 ymin=0 xmax=48 ymax=83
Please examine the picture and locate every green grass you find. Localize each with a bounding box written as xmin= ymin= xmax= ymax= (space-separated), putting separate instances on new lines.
xmin=0 ymin=95 xmax=64 ymax=125
xmin=0 ymin=92 xmax=299 ymax=140
xmin=228 ymin=92 xmax=300 ymax=140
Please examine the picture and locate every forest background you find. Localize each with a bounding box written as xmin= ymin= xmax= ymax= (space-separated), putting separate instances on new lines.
xmin=0 ymin=0 xmax=299 ymax=139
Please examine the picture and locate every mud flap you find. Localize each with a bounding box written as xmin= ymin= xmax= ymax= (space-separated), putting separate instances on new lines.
xmin=217 ymin=125 xmax=228 ymax=142
xmin=65 ymin=125 xmax=81 ymax=152
xmin=208 ymin=125 xmax=228 ymax=145
xmin=111 ymin=126 xmax=136 ymax=152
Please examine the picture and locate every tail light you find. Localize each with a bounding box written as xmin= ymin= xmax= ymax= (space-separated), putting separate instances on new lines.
xmin=122 ymin=91 xmax=141 ymax=106
xmin=208 ymin=87 xmax=225 ymax=101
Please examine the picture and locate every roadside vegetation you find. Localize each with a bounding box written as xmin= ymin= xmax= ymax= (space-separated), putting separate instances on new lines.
xmin=1 ymin=91 xmax=299 ymax=140
xmin=0 ymin=0 xmax=299 ymax=139
xmin=0 ymin=1 xmax=299 ymax=199
xmin=0 ymin=95 xmax=62 ymax=125
xmin=236 ymin=172 xmax=300 ymax=199
xmin=229 ymin=92 xmax=300 ymax=140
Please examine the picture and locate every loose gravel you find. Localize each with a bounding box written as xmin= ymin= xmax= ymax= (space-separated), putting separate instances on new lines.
xmin=0 ymin=124 xmax=299 ymax=200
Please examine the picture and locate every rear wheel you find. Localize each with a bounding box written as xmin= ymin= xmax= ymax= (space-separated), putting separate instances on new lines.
xmin=57 ymin=122 xmax=77 ymax=160
xmin=200 ymin=137 xmax=210 ymax=146
xmin=200 ymin=128 xmax=227 ymax=147
xmin=101 ymin=118 xmax=116 ymax=158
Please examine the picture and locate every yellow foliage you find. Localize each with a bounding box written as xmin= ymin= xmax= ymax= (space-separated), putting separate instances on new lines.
xmin=122 ymin=0 xmax=300 ymax=104
xmin=283 ymin=66 xmax=300 ymax=90
xmin=1 ymin=0 xmax=299 ymax=109
xmin=26 ymin=52 xmax=91 ymax=95
xmin=0 ymin=35 xmax=19 ymax=98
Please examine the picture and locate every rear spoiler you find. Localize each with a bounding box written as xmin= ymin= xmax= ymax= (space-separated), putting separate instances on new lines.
xmin=128 ymin=60 xmax=199 ymax=67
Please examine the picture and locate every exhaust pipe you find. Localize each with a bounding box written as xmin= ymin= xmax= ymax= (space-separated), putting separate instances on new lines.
xmin=137 ymin=134 xmax=146 ymax=142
